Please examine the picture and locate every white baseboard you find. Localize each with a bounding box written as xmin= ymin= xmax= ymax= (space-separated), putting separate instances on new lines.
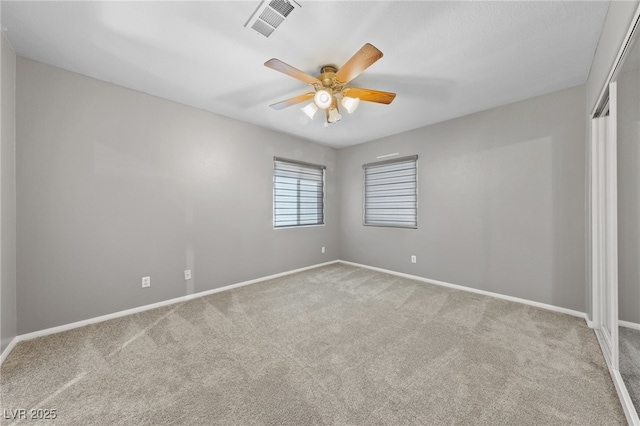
xmin=338 ymin=260 xmax=587 ymax=320
xmin=620 ymin=320 xmax=640 ymax=331
xmin=0 ymin=337 xmax=19 ymax=365
xmin=0 ymin=260 xmax=600 ymax=364
xmin=0 ymin=260 xmax=340 ymax=365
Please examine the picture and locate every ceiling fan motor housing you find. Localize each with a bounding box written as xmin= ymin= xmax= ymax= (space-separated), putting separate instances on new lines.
xmin=319 ymin=65 xmax=340 ymax=90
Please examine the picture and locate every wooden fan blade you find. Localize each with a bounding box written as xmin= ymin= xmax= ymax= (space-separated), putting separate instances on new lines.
xmin=265 ymin=59 xmax=320 ymax=85
xmin=269 ymin=92 xmax=315 ymax=110
xmin=343 ymin=87 xmax=396 ymax=104
xmin=335 ymin=43 xmax=383 ymax=84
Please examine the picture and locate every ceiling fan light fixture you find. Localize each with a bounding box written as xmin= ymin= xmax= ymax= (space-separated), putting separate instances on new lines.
xmin=301 ymin=102 xmax=318 ymax=119
xmin=341 ymin=96 xmax=360 ymax=114
xmin=328 ymin=107 xmax=342 ymax=123
xmin=314 ymin=89 xmax=333 ymax=109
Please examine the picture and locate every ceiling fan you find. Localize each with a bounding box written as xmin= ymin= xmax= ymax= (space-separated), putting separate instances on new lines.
xmin=265 ymin=43 xmax=396 ymax=127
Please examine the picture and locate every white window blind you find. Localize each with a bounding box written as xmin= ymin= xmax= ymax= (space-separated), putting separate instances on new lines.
xmin=274 ymin=157 xmax=325 ymax=228
xmin=363 ymin=155 xmax=418 ymax=228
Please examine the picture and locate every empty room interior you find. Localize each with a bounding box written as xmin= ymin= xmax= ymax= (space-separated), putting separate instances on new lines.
xmin=1 ymin=1 xmax=640 ymax=424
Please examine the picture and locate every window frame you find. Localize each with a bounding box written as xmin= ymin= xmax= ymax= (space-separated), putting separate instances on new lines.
xmin=273 ymin=157 xmax=326 ymax=229
xmin=362 ymin=155 xmax=418 ymax=229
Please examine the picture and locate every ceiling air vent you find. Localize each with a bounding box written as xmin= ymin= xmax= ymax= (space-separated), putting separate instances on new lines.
xmin=245 ymin=0 xmax=300 ymax=38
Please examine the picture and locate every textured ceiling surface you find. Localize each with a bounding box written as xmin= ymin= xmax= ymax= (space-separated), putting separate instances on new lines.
xmin=2 ymin=1 xmax=609 ymax=148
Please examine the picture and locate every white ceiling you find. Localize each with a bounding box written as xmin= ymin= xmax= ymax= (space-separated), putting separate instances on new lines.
xmin=2 ymin=1 xmax=609 ymax=149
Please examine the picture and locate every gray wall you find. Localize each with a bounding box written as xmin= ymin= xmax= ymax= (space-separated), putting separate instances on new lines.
xmin=1 ymin=32 xmax=17 ymax=352
xmin=338 ymin=86 xmax=586 ymax=312
xmin=585 ymin=1 xmax=640 ymax=321
xmin=16 ymin=58 xmax=339 ymax=334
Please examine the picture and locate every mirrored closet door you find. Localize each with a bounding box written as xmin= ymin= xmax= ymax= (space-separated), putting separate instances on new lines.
xmin=616 ymin=27 xmax=640 ymax=422
xmin=592 ymin=9 xmax=640 ymax=424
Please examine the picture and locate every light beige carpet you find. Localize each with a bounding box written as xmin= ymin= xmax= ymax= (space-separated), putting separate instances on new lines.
xmin=1 ymin=263 xmax=626 ymax=425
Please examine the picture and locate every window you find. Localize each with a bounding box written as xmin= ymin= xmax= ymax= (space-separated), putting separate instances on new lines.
xmin=273 ymin=157 xmax=325 ymax=228
xmin=363 ymin=155 xmax=418 ymax=228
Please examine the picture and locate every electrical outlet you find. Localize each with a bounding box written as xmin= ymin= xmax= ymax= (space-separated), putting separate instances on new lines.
xmin=321 ymin=246 xmax=325 ymax=254
xmin=142 ymin=276 xmax=151 ymax=288
xmin=184 ymin=269 xmax=192 ymax=280
xmin=411 ymin=255 xmax=417 ymax=264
